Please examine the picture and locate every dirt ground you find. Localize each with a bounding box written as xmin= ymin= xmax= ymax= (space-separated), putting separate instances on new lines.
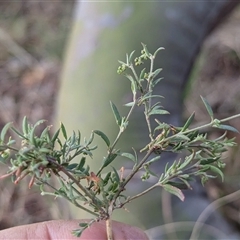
xmin=0 ymin=0 xmax=240 ymax=234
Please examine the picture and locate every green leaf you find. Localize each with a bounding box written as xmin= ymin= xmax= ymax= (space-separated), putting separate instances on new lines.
xmin=77 ymin=157 xmax=86 ymax=171
xmin=103 ymin=172 xmax=111 ymax=185
xmin=153 ymin=47 xmax=164 ymax=58
xmin=200 ymin=157 xmax=218 ymax=165
xmin=60 ymin=122 xmax=67 ymax=140
xmin=179 ymin=153 xmax=195 ymax=170
xmin=215 ymin=124 xmax=239 ymax=133
xmin=67 ymin=163 xmax=78 ymax=170
xmin=127 ymin=50 xmax=135 ymax=64
xmin=1 ymin=122 xmax=13 ymax=141
xmin=139 ymin=68 xmax=146 ymax=80
xmin=149 ymin=108 xmax=169 ymax=116
xmin=166 ymin=181 xmax=189 ymax=190
xmin=40 ymin=126 xmax=51 ymax=139
xmin=140 ymin=94 xmax=163 ymax=102
xmin=79 ymin=222 xmax=88 ymax=228
xmin=22 ymin=116 xmax=28 ymax=135
xmin=110 ymin=101 xmax=121 ymax=126
xmin=93 ymin=130 xmax=110 ymax=147
xmin=162 ymin=184 xmax=185 ymax=201
xmin=102 ymin=153 xmax=118 ymax=168
xmin=152 ymin=77 xmax=163 ymax=87
xmin=118 ymin=152 xmax=136 ymax=163
xmin=51 ymin=128 xmax=60 ymax=143
xmin=145 ymin=156 xmax=161 ymax=165
xmin=172 ymin=134 xmax=190 ymax=141
xmin=111 ymin=166 xmax=120 ymax=183
xmin=201 ymin=96 xmax=213 ymax=120
xmin=181 ymin=112 xmax=195 ymax=132
xmin=124 ymin=102 xmax=134 ymax=107
xmin=151 ymin=68 xmax=162 ymax=79
xmin=209 ymin=165 xmax=224 ymax=182
xmin=141 ymin=43 xmax=151 ymax=58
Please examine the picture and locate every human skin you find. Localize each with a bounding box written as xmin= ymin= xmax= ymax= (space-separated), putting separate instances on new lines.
xmin=0 ymin=220 xmax=148 ymax=240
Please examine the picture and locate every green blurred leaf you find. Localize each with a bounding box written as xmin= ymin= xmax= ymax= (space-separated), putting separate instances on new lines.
xmin=162 ymin=184 xmax=185 ymax=201
xmin=118 ymin=152 xmax=136 ymax=163
xmin=110 ymin=101 xmax=121 ymax=126
xmin=60 ymin=122 xmax=67 ymax=140
xmin=209 ymin=165 xmax=224 ymax=182
xmin=215 ymin=124 xmax=239 ymax=133
xmin=201 ymin=96 xmax=213 ymax=120
xmin=51 ymin=128 xmax=60 ymax=143
xmin=149 ymin=108 xmax=169 ymax=116
xmin=1 ymin=122 xmax=12 ymax=142
xmin=153 ymin=46 xmax=164 ymax=58
xmin=111 ymin=166 xmax=120 ymax=183
xmin=182 ymin=112 xmax=195 ymax=132
xmin=124 ymin=102 xmax=134 ymax=107
xmin=102 ymin=153 xmax=118 ymax=168
xmin=93 ymin=130 xmax=110 ymax=147
xmin=77 ymin=157 xmax=86 ymax=171
xmin=141 ymin=43 xmax=151 ymax=57
xmin=127 ymin=50 xmax=135 ymax=64
xmin=22 ymin=116 xmax=28 ymax=135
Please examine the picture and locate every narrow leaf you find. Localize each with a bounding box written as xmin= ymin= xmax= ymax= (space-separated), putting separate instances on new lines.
xmin=141 ymin=43 xmax=151 ymax=57
xmin=139 ymin=68 xmax=146 ymax=80
xmin=128 ymin=50 xmax=135 ymax=64
xmin=118 ymin=152 xmax=136 ymax=163
xmin=1 ymin=122 xmax=13 ymax=141
xmin=93 ymin=130 xmax=110 ymax=147
xmin=102 ymin=153 xmax=118 ymax=168
xmin=124 ymin=102 xmax=134 ymax=107
xmin=162 ymin=184 xmax=185 ymax=201
xmin=153 ymin=47 xmax=164 ymax=58
xmin=209 ymin=165 xmax=224 ymax=182
xmin=51 ymin=128 xmax=60 ymax=143
xmin=60 ymin=122 xmax=67 ymax=140
xmin=215 ymin=124 xmax=239 ymax=133
xmin=110 ymin=101 xmax=121 ymax=126
xmin=22 ymin=116 xmax=28 ymax=135
xmin=151 ymin=68 xmax=162 ymax=79
xmin=77 ymin=157 xmax=86 ymax=171
xmin=146 ymin=156 xmax=161 ymax=165
xmin=182 ymin=112 xmax=195 ymax=132
xmin=201 ymin=96 xmax=213 ymax=120
xmin=111 ymin=166 xmax=120 ymax=183
xmin=166 ymin=181 xmax=189 ymax=190
xmin=149 ymin=109 xmax=169 ymax=116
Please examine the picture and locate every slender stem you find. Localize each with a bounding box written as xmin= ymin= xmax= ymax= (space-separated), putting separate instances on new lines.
xmin=112 ymin=148 xmax=154 ymax=204
xmin=106 ymin=219 xmax=113 ymax=240
xmin=218 ymin=113 xmax=240 ymax=123
xmin=47 ymin=157 xmax=101 ymax=209
xmin=159 ymin=113 xmax=240 ymax=145
xmin=39 ymin=178 xmax=98 ymax=216
xmin=144 ymin=104 xmax=154 ymax=141
xmin=119 ymin=182 xmax=159 ymax=206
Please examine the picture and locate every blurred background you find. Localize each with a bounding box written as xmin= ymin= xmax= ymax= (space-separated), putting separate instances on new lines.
xmin=0 ymin=1 xmax=240 ymax=238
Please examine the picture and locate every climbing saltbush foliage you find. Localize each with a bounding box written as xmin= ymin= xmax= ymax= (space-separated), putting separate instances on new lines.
xmin=0 ymin=44 xmax=239 ymax=239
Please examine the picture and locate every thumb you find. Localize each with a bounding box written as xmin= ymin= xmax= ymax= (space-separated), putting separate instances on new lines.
xmin=0 ymin=219 xmax=148 ymax=240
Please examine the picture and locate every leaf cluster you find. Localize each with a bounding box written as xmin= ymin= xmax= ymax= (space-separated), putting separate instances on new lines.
xmin=0 ymin=44 xmax=240 ymax=238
